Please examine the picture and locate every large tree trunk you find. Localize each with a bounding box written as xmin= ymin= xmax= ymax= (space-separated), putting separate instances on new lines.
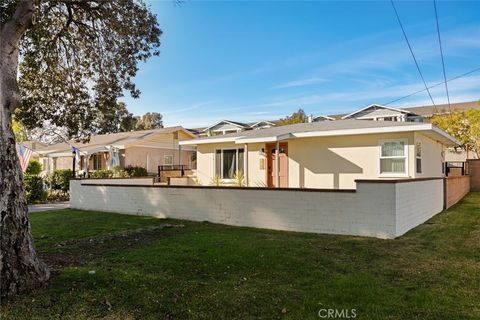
xmin=0 ymin=0 xmax=50 ymax=301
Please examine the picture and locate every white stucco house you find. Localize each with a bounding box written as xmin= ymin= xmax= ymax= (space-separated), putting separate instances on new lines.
xmin=180 ymin=119 xmax=459 ymax=189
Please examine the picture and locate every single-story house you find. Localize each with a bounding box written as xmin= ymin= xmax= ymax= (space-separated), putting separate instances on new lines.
xmin=195 ymin=119 xmax=276 ymax=137
xmin=180 ymin=119 xmax=459 ymax=189
xmin=36 ymin=126 xmax=196 ymax=175
xmin=340 ymin=104 xmax=424 ymax=122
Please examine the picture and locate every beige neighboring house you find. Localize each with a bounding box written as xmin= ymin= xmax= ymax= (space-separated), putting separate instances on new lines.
xmin=180 ymin=120 xmax=459 ymax=189
xmin=36 ymin=126 xmax=196 ymax=175
xmin=19 ymin=140 xmax=48 ymax=160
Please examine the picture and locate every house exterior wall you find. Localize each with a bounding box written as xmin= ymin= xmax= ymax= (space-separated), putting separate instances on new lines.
xmin=40 ymin=155 xmax=73 ymax=174
xmin=287 ymin=132 xmax=417 ymax=189
xmin=125 ymin=147 xmax=194 ymax=174
xmin=413 ymin=132 xmax=444 ymax=178
xmin=70 ymin=178 xmax=444 ymax=239
xmin=196 ymin=132 xmax=445 ymax=189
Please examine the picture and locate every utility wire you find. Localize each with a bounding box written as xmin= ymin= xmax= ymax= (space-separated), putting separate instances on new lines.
xmin=390 ymin=0 xmax=438 ymax=112
xmin=433 ymin=0 xmax=452 ymax=115
xmin=382 ymin=66 xmax=480 ymax=106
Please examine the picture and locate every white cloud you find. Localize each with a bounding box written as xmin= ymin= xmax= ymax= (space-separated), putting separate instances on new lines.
xmin=273 ymin=77 xmax=328 ymax=89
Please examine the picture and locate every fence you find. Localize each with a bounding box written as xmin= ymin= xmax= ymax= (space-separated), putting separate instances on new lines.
xmin=444 ymin=176 xmax=470 ymax=209
xmin=468 ymin=159 xmax=480 ymax=191
xmin=70 ymin=178 xmax=444 ymax=239
xmin=157 ymin=165 xmax=191 ymax=183
xmin=444 ymin=161 xmax=468 ymax=176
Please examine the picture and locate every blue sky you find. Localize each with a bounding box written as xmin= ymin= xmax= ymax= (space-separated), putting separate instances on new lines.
xmin=121 ymin=1 xmax=480 ymax=127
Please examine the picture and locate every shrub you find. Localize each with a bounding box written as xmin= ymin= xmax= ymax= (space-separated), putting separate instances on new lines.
xmin=46 ymin=189 xmax=69 ymax=202
xmin=48 ymin=169 xmax=72 ymax=193
xmin=233 ymin=171 xmax=245 ymax=187
xmin=89 ymin=170 xmax=113 ymax=179
xmin=24 ymin=175 xmax=47 ymax=204
xmin=124 ymin=165 xmax=148 ymax=177
xmin=112 ymin=165 xmax=128 ymax=178
xmin=25 ymin=160 xmax=42 ymax=176
xmin=210 ymin=175 xmax=222 ymax=186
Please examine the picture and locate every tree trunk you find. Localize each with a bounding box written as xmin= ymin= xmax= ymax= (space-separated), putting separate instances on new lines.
xmin=0 ymin=0 xmax=50 ymax=301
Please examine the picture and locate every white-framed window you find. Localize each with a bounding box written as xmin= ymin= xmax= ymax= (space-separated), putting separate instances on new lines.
xmin=416 ymin=142 xmax=422 ymax=174
xmin=215 ymin=148 xmax=244 ymax=180
xmin=164 ymin=155 xmax=173 ymax=167
xmin=379 ymin=139 xmax=408 ymax=177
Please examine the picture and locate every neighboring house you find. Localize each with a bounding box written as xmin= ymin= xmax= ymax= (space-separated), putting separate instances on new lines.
xmin=311 ymin=115 xmax=335 ymax=122
xmin=36 ymin=126 xmax=196 ymax=175
xmin=340 ymin=104 xmax=423 ymax=122
xmin=180 ymin=120 xmax=458 ymax=189
xmin=197 ymin=120 xmax=276 ymax=137
xmin=19 ymin=140 xmax=48 ymax=161
xmin=404 ymin=100 xmax=480 ymax=120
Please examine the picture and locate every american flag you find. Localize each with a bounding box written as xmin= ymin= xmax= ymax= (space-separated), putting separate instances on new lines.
xmin=17 ymin=144 xmax=33 ymax=172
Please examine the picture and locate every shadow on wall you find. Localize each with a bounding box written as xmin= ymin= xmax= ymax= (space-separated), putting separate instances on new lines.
xmin=290 ymin=148 xmax=363 ymax=189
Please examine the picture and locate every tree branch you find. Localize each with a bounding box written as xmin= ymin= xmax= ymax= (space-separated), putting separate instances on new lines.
xmin=0 ymin=0 xmax=35 ymax=55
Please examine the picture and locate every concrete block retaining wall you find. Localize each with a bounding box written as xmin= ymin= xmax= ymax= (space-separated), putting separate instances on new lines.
xmin=70 ymin=178 xmax=444 ymax=239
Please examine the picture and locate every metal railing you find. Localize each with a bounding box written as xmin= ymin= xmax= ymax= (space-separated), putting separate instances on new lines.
xmin=157 ymin=165 xmax=190 ymax=179
xmin=444 ymin=161 xmax=468 ymax=176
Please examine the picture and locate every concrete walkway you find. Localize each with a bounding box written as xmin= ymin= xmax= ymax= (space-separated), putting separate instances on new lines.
xmin=29 ymin=202 xmax=70 ymax=213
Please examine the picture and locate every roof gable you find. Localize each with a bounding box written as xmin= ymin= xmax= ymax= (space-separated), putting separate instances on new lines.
xmin=203 ymin=120 xmax=248 ymax=132
xmin=341 ymin=104 xmax=414 ymax=119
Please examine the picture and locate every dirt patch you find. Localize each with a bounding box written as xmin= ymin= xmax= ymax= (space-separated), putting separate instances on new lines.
xmin=40 ymin=224 xmax=185 ymax=271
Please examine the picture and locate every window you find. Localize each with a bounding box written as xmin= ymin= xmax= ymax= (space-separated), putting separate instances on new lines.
xmin=379 ymin=140 xmax=407 ymax=176
xmin=92 ymin=154 xmax=102 ymax=170
xmin=164 ymin=155 xmax=173 ymax=167
xmin=215 ymin=148 xmax=244 ymax=179
xmin=416 ymin=142 xmax=422 ymax=174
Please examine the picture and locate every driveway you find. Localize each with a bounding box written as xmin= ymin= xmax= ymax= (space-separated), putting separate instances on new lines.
xmin=29 ymin=202 xmax=70 ymax=213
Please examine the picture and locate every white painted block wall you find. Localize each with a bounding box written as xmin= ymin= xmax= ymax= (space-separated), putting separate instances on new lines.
xmin=70 ymin=179 xmax=444 ymax=239
xmin=395 ymin=180 xmax=444 ymax=236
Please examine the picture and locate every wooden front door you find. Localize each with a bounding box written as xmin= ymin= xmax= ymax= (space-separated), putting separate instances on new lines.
xmin=266 ymin=143 xmax=288 ymax=188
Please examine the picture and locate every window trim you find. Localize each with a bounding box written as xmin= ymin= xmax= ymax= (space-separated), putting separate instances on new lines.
xmin=378 ymin=138 xmax=409 ymax=177
xmin=164 ymin=154 xmax=174 ymax=166
xmin=415 ymin=141 xmax=422 ymax=174
xmin=215 ymin=148 xmax=244 ymax=181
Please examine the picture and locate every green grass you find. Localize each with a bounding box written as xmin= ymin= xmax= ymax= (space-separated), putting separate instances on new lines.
xmin=2 ymin=193 xmax=480 ymax=319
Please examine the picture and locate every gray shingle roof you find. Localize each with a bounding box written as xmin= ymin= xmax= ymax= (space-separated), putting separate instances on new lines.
xmin=191 ymin=119 xmax=428 ymax=141
xmin=37 ymin=126 xmax=188 ymax=154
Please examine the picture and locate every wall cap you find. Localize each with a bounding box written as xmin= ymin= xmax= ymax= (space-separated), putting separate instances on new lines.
xmin=77 ymin=182 xmax=356 ymax=193
xmin=355 ymin=177 xmax=444 ymax=184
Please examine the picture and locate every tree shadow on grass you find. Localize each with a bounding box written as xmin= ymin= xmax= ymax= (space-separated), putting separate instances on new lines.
xmin=39 ymin=224 xmax=186 ymax=272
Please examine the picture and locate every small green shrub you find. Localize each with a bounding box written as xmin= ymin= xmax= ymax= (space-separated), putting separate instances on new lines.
xmin=24 ymin=175 xmax=47 ymax=204
xmin=47 ymin=169 xmax=72 ymax=193
xmin=233 ymin=171 xmax=245 ymax=187
xmin=89 ymin=170 xmax=113 ymax=179
xmin=25 ymin=160 xmax=42 ymax=176
xmin=210 ymin=175 xmax=222 ymax=186
xmin=112 ymin=165 xmax=128 ymax=178
xmin=124 ymin=165 xmax=148 ymax=177
xmin=47 ymin=189 xmax=70 ymax=202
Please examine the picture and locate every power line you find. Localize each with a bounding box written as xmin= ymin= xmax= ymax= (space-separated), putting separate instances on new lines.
xmin=433 ymin=0 xmax=452 ymax=115
xmin=382 ymin=66 xmax=480 ymax=106
xmin=390 ymin=0 xmax=438 ymax=112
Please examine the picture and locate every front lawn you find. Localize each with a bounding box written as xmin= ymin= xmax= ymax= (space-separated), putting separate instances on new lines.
xmin=2 ymin=193 xmax=480 ymax=319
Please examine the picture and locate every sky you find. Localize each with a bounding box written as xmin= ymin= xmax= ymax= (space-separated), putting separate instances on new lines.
xmin=121 ymin=0 xmax=480 ymax=128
